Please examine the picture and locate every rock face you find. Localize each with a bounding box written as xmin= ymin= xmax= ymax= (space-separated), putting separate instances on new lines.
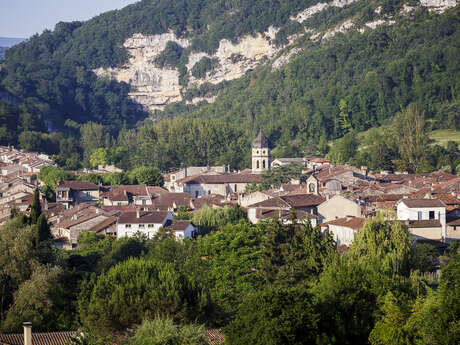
xmin=95 ymin=30 xmax=283 ymax=110
xmin=94 ymin=0 xmax=459 ymax=111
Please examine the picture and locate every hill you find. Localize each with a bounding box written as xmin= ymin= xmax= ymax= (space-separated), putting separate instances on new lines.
xmin=0 ymin=0 xmax=459 ymax=171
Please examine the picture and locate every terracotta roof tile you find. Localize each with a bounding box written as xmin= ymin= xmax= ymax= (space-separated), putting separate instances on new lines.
xmin=118 ymin=211 xmax=170 ymax=224
xmin=0 ymin=331 xmax=77 ymax=345
xmin=400 ymin=199 xmax=445 ymax=208
xmin=204 ymin=329 xmax=225 ymax=345
xmin=164 ymin=220 xmax=194 ymax=231
xmin=322 ymin=217 xmax=366 ymax=231
xmin=57 ymin=181 xmax=99 ymax=190
xmin=178 ymin=173 xmax=262 ymax=185
xmin=407 ymin=219 xmax=442 ymax=228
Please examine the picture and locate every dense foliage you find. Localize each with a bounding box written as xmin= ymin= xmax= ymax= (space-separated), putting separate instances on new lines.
xmin=1 ymin=205 xmax=459 ymax=343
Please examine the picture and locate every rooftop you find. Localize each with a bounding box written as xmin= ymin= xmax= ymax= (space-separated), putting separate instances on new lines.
xmin=252 ymin=129 xmax=269 ymax=148
xmin=400 ymin=198 xmax=446 ymax=208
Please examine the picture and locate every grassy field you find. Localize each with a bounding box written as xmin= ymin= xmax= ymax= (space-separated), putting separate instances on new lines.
xmin=430 ymin=129 xmax=460 ymax=146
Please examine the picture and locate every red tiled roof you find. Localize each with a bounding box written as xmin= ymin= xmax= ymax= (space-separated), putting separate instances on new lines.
xmin=101 ymin=205 xmax=137 ymax=213
xmin=322 ymin=217 xmax=366 ymax=231
xmin=0 ymin=331 xmax=77 ymax=345
xmin=248 ymin=194 xmax=324 ymax=209
xmin=164 ymin=220 xmax=194 ymax=231
xmin=151 ymin=193 xmax=193 ymax=209
xmin=118 ymin=211 xmax=170 ymax=224
xmin=57 ymin=181 xmax=99 ymax=190
xmin=178 ymin=173 xmax=262 ymax=185
xmin=88 ymin=216 xmax=118 ymax=233
xmin=282 ymin=194 xmax=325 ymax=207
xmin=400 ymin=199 xmax=445 ymax=208
xmin=204 ymin=329 xmax=225 ymax=345
xmin=407 ymin=219 xmax=442 ymax=228
xmin=248 ymin=197 xmax=291 ymax=209
xmin=366 ymin=194 xmax=406 ymax=202
xmin=147 ymin=186 xmax=169 ymax=195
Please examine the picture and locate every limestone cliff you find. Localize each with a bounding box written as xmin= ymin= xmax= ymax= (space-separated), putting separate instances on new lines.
xmin=94 ymin=0 xmax=458 ymax=111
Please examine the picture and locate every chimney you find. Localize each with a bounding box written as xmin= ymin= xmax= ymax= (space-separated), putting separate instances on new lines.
xmin=136 ymin=208 xmax=140 ymax=218
xmin=23 ymin=322 xmax=32 ymax=345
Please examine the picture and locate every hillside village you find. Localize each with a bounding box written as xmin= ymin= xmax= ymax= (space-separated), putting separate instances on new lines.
xmin=2 ymin=131 xmax=459 ymax=251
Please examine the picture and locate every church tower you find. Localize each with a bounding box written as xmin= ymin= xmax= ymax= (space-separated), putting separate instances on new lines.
xmin=252 ymin=129 xmax=270 ymax=174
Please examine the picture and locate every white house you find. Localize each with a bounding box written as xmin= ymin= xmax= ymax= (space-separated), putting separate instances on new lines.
xmin=164 ymin=220 xmax=198 ymax=240
xmin=396 ymin=198 xmax=446 ymax=242
xmin=117 ymin=209 xmax=173 ymax=239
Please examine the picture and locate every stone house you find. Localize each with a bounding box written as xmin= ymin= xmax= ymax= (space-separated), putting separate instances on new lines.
xmin=56 ymin=181 xmax=100 ymax=209
xmin=321 ymin=216 xmax=366 ymax=247
xmin=317 ymin=195 xmax=362 ymax=223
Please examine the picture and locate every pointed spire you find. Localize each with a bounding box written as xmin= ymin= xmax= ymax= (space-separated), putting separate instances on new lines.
xmin=252 ymin=129 xmax=269 ymax=148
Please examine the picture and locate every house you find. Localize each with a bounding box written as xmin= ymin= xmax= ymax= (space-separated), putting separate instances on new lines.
xmin=175 ymin=173 xmax=263 ymax=198
xmin=50 ymin=206 xmax=115 ymax=248
xmin=317 ymin=195 xmax=362 ymax=223
xmin=117 ymin=209 xmax=173 ymax=239
xmin=396 ymin=198 xmax=446 ymax=242
xmin=321 ymin=216 xmax=366 ymax=247
xmin=0 ymin=322 xmax=76 ymax=345
xmin=151 ymin=192 xmax=194 ymax=211
xmin=56 ymin=181 xmax=100 ymax=209
xmin=164 ymin=220 xmax=198 ymax=239
xmin=271 ymin=157 xmax=308 ymax=168
xmin=246 ymin=194 xmax=324 ymax=224
xmin=164 ymin=166 xmax=227 ymax=191
xmin=101 ymin=185 xmax=152 ymax=206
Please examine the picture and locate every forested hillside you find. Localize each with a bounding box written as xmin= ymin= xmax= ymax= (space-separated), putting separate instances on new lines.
xmin=0 ymin=0 xmax=459 ymax=172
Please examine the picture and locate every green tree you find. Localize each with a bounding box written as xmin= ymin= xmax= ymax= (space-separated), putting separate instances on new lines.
xmin=128 ymin=318 xmax=207 ymax=345
xmin=29 ymin=188 xmax=41 ymax=224
xmin=78 ymin=258 xmax=210 ymax=335
xmin=89 ymin=148 xmax=109 ymax=168
xmin=129 ymin=166 xmax=164 ymax=186
xmin=392 ymin=105 xmax=432 ymax=173
xmin=226 ymin=286 xmax=319 ymax=345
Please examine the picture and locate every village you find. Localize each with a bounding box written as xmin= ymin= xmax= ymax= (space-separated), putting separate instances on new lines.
xmin=0 ymin=130 xmax=459 ymax=251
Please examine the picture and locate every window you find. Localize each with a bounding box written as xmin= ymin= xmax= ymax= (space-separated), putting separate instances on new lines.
xmin=263 ymin=150 xmax=265 ymax=154
xmin=117 ymin=202 xmax=122 ymax=206
xmin=257 ymin=150 xmax=259 ymax=154
xmin=257 ymin=160 xmax=259 ymax=169
xmin=418 ymin=211 xmax=422 ymax=220
xmin=148 ymin=224 xmax=154 ymax=228
xmin=195 ymin=191 xmax=199 ymax=198
xmin=234 ymin=184 xmax=237 ymax=192
xmin=262 ymin=160 xmax=266 ymax=169
xmin=429 ymin=211 xmax=435 ymax=219
xmin=208 ymin=190 xmax=211 ymax=195
xmin=125 ymin=224 xmax=131 ymax=228
xmin=139 ymin=224 xmax=145 ymax=228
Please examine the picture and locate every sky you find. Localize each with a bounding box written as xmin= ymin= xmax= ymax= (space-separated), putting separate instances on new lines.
xmin=0 ymin=0 xmax=140 ymax=38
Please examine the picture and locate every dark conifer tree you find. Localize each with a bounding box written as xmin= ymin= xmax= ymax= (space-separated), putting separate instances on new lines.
xmin=29 ymin=188 xmax=42 ymax=224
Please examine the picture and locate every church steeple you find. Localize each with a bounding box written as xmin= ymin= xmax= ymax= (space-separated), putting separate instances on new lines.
xmin=252 ymin=129 xmax=270 ymax=174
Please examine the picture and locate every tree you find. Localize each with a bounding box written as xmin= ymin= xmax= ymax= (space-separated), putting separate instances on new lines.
xmin=226 ymin=286 xmax=319 ymax=345
xmin=128 ymin=318 xmax=207 ymax=345
xmin=129 ymin=166 xmax=164 ymax=186
xmin=78 ymin=258 xmax=211 ymax=335
xmin=1 ymin=266 xmax=62 ymax=332
xmin=89 ymin=148 xmax=109 ymax=168
xmin=29 ymin=188 xmax=42 ymax=224
xmin=392 ymin=105 xmax=432 ymax=173
xmin=36 ymin=214 xmax=51 ymax=248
